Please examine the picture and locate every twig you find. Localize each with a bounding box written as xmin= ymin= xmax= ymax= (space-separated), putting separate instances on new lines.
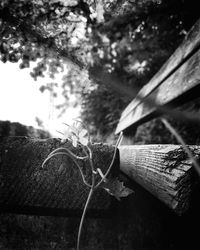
xmin=95 ymin=132 xmax=123 ymax=188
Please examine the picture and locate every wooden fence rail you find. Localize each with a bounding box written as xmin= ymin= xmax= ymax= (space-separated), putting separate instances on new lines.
xmin=119 ymin=145 xmax=199 ymax=215
xmin=116 ymin=18 xmax=200 ymax=134
xmin=0 ymin=136 xmax=119 ymax=217
xmin=0 ymin=136 xmax=199 ymax=216
xmin=114 ymin=18 xmax=200 ymax=216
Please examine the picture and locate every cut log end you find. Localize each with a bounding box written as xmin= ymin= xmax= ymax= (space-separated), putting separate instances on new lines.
xmin=119 ymin=144 xmax=199 ymax=215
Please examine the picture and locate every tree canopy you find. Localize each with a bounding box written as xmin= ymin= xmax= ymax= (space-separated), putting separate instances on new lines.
xmin=0 ymin=0 xmax=199 ymax=137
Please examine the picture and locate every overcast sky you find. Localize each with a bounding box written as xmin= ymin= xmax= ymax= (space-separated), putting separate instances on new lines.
xmin=0 ymin=61 xmax=80 ymax=136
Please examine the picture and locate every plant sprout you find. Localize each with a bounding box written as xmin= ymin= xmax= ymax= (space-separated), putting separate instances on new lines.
xmin=42 ymin=120 xmax=133 ymax=250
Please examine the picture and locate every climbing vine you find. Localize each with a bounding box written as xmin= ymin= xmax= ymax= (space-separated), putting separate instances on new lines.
xmin=42 ymin=120 xmax=133 ymax=250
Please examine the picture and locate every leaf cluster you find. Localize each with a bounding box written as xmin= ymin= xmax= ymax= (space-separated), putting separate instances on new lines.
xmin=0 ymin=0 xmax=199 ymax=137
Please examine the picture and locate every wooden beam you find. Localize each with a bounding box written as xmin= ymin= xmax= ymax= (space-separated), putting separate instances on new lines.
xmin=119 ymin=18 xmax=200 ymax=120
xmin=119 ymin=144 xmax=199 ymax=215
xmin=116 ymin=18 xmax=200 ymax=134
xmin=0 ymin=137 xmax=119 ymax=217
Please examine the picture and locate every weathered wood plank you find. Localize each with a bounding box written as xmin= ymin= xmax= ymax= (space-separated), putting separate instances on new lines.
xmin=116 ymin=18 xmax=200 ymax=134
xmin=116 ymin=45 xmax=200 ymax=133
xmin=0 ymin=137 xmax=119 ymax=216
xmin=119 ymin=18 xmax=200 ymax=121
xmin=119 ymin=144 xmax=199 ymax=215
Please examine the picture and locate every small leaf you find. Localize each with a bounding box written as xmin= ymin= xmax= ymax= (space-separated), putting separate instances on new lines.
xmin=63 ymin=129 xmax=71 ymax=139
xmin=62 ymin=119 xmax=89 ymax=147
xmin=79 ymin=137 xmax=88 ymax=146
xmin=101 ymin=179 xmax=134 ymax=201
xmin=72 ymin=134 xmax=78 ymax=147
xmin=79 ymin=129 xmax=87 ymax=137
xmin=79 ymin=129 xmax=88 ymax=145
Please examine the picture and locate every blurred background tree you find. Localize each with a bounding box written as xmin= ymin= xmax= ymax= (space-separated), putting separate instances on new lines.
xmin=0 ymin=0 xmax=199 ymax=140
xmin=1 ymin=1 xmax=200 ymax=250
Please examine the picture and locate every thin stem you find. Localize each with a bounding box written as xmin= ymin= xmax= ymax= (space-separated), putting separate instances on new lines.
xmin=48 ymin=147 xmax=88 ymax=160
xmin=42 ymin=152 xmax=92 ymax=188
xmin=161 ymin=118 xmax=200 ymax=176
xmin=76 ymin=145 xmax=95 ymax=250
xmin=95 ymin=132 xmax=123 ymax=188
xmin=79 ymin=143 xmax=90 ymax=159
xmin=76 ymin=185 xmax=94 ymax=250
xmin=87 ymin=146 xmax=96 ymax=187
xmin=85 ymin=145 xmax=96 ymax=185
xmin=56 ymin=130 xmax=64 ymax=135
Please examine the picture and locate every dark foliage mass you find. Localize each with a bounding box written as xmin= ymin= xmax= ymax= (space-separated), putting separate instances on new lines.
xmin=132 ymin=97 xmax=200 ymax=145
xmin=134 ymin=116 xmax=200 ymax=145
xmin=0 ymin=0 xmax=199 ymax=137
xmin=0 ymin=120 xmax=51 ymax=138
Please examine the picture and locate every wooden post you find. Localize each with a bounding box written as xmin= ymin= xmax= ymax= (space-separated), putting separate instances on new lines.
xmin=0 ymin=137 xmax=119 ymax=217
xmin=119 ymin=144 xmax=199 ymax=215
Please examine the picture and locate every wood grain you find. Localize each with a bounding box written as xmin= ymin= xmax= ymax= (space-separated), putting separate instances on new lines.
xmin=0 ymin=137 xmax=119 ymax=216
xmin=119 ymin=144 xmax=199 ymax=215
xmin=116 ymin=18 xmax=200 ymax=134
